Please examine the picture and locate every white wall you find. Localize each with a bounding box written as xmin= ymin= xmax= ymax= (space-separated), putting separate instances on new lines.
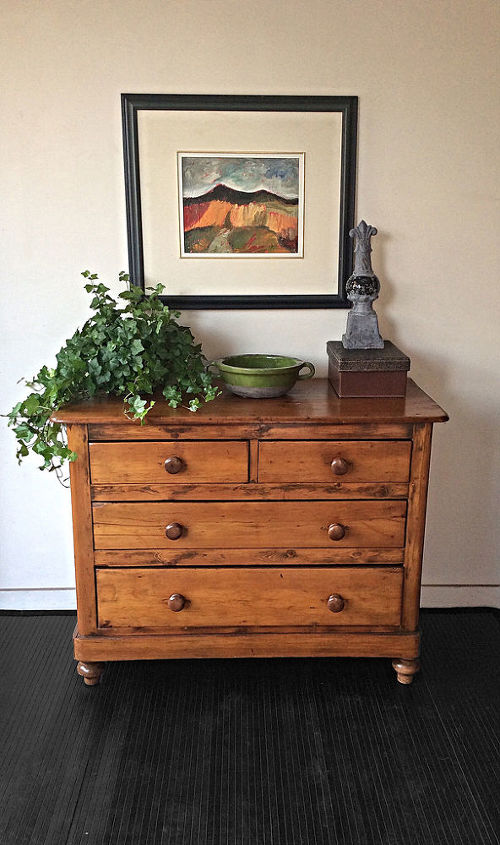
xmin=1 ymin=0 xmax=499 ymax=609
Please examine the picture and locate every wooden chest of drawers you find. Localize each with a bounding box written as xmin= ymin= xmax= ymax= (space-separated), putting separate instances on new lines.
xmin=54 ymin=378 xmax=447 ymax=686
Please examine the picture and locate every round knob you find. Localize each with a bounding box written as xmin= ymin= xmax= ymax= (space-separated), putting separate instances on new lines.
xmin=168 ymin=593 xmax=186 ymax=612
xmin=165 ymin=522 xmax=184 ymax=540
xmin=327 ymin=594 xmax=345 ymax=613
xmin=330 ymin=457 xmax=349 ymax=476
xmin=328 ymin=522 xmax=346 ymax=541
xmin=164 ymin=455 xmax=184 ymax=474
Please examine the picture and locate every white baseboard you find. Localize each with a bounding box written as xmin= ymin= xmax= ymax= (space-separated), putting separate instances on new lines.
xmin=1 ymin=586 xmax=498 ymax=611
xmin=0 ymin=588 xmax=76 ymax=610
xmin=420 ymin=585 xmax=500 ymax=609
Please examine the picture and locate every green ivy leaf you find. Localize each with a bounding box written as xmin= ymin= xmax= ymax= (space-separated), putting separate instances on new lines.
xmin=24 ymin=395 xmax=40 ymax=414
xmin=130 ymin=339 xmax=144 ymax=355
xmin=7 ymin=271 xmax=217 ymax=474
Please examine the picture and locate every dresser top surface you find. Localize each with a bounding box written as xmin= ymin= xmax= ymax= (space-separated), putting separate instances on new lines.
xmin=52 ymin=378 xmax=448 ymax=426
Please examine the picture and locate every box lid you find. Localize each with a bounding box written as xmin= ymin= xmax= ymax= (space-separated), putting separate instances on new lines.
xmin=327 ymin=340 xmax=411 ymax=372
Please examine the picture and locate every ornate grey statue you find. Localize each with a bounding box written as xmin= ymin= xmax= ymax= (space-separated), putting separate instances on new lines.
xmin=342 ymin=220 xmax=384 ymax=349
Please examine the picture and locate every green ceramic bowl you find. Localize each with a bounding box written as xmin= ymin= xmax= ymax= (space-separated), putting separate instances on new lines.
xmin=210 ymin=354 xmax=315 ymax=398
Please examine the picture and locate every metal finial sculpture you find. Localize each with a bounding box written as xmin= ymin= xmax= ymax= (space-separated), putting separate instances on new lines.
xmin=342 ymin=220 xmax=384 ymax=349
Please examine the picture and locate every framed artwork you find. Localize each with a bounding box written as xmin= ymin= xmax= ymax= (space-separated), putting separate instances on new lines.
xmin=122 ymin=94 xmax=358 ymax=309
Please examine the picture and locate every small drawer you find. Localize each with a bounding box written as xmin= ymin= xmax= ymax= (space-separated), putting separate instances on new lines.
xmin=92 ymin=500 xmax=407 ymax=550
xmin=258 ymin=440 xmax=411 ymax=483
xmin=96 ymin=566 xmax=403 ymax=629
xmin=89 ymin=440 xmax=249 ymax=484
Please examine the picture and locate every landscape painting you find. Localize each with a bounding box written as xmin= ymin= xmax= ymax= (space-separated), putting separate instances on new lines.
xmin=178 ymin=153 xmax=304 ymax=257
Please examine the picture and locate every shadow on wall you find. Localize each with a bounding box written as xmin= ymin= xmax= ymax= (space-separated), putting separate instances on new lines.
xmin=402 ymin=348 xmax=497 ymax=584
xmin=371 ymin=230 xmax=396 ymax=310
xmin=371 ymin=230 xmax=498 ymax=585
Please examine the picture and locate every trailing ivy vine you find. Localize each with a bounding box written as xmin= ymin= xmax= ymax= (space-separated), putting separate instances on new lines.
xmin=6 ymin=271 xmax=219 ymax=473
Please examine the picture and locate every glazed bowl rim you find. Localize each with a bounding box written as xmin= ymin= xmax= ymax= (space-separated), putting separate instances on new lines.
xmin=213 ymin=353 xmax=306 ymax=375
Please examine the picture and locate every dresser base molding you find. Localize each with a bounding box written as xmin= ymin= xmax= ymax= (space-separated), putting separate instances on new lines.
xmin=73 ymin=626 xmax=420 ymax=663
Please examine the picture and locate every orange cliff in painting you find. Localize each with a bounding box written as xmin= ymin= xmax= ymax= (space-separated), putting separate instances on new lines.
xmin=182 ymin=183 xmax=299 ymax=254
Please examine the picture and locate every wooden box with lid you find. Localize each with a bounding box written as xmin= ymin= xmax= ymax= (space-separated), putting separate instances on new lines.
xmin=53 ymin=378 xmax=448 ymax=686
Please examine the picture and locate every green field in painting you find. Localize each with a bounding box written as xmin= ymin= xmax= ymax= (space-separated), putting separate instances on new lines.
xmin=184 ymin=225 xmax=289 ymax=254
xmin=228 ymin=226 xmax=285 ymax=253
xmin=183 ymin=226 xmax=221 ymax=254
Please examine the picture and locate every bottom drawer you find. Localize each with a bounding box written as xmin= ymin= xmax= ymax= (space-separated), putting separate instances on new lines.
xmin=96 ymin=567 xmax=403 ymax=629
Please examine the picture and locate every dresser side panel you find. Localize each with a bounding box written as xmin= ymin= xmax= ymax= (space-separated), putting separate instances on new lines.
xmin=402 ymin=422 xmax=433 ymax=630
xmin=67 ymin=423 xmax=97 ymax=635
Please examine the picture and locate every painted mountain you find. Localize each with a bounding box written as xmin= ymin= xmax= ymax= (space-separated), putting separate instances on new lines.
xmin=181 ymin=183 xmax=301 ymax=256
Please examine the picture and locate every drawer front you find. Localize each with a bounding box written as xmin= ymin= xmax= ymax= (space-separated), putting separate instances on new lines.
xmin=89 ymin=440 xmax=249 ymax=484
xmin=96 ymin=566 xmax=403 ymax=629
xmin=258 ymin=440 xmax=411 ymax=483
xmin=92 ymin=500 xmax=407 ymax=549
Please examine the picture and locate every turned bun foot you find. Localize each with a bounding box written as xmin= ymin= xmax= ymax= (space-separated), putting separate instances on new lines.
xmin=392 ymin=658 xmax=420 ymax=685
xmin=77 ymin=661 xmax=105 ymax=686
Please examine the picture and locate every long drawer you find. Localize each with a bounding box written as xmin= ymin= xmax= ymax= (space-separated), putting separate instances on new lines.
xmin=258 ymin=440 xmax=411 ymax=482
xmin=89 ymin=440 xmax=249 ymax=484
xmin=92 ymin=500 xmax=407 ymax=549
xmin=96 ymin=566 xmax=403 ymax=629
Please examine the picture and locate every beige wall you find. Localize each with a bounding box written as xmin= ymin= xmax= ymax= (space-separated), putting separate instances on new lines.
xmin=1 ymin=0 xmax=499 ymax=608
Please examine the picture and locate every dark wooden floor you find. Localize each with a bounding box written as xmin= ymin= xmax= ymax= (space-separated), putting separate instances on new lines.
xmin=0 ymin=610 xmax=499 ymax=845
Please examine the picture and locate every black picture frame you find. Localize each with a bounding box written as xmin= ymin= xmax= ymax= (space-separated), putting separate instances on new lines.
xmin=122 ymin=93 xmax=358 ymax=310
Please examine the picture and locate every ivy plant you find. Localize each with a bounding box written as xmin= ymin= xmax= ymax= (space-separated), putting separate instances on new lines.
xmin=7 ymin=271 xmax=219 ymax=474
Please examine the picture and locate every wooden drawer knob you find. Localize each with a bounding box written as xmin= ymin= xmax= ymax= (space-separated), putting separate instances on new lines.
xmin=168 ymin=593 xmax=186 ymax=612
xmin=328 ymin=522 xmax=346 ymax=541
xmin=165 ymin=522 xmax=184 ymax=540
xmin=164 ymin=455 xmax=184 ymax=474
xmin=330 ymin=457 xmax=349 ymax=476
xmin=327 ymin=594 xmax=345 ymax=613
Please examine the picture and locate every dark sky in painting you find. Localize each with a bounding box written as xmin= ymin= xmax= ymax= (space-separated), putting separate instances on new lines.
xmin=181 ymin=156 xmax=300 ymax=200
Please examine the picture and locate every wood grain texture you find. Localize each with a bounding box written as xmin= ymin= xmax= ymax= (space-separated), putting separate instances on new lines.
xmin=96 ymin=566 xmax=403 ymax=629
xmin=89 ymin=440 xmax=249 ymax=484
xmin=258 ymin=440 xmax=411 ymax=482
xmin=88 ymin=422 xmax=414 ymax=441
xmin=67 ymin=424 xmax=96 ymax=636
xmin=90 ymin=481 xmax=409 ymax=501
xmin=94 ymin=548 xmax=405 ymax=567
xmin=92 ymin=623 xmax=403 ymax=636
xmin=402 ymin=423 xmax=434 ymax=630
xmin=92 ymin=500 xmax=407 ymax=550
xmin=73 ymin=628 xmax=420 ymax=661
xmin=52 ymin=379 xmax=448 ymax=425
xmin=248 ymin=439 xmax=259 ymax=482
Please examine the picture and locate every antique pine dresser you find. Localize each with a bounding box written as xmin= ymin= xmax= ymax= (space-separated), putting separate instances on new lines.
xmin=53 ymin=378 xmax=448 ymax=686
